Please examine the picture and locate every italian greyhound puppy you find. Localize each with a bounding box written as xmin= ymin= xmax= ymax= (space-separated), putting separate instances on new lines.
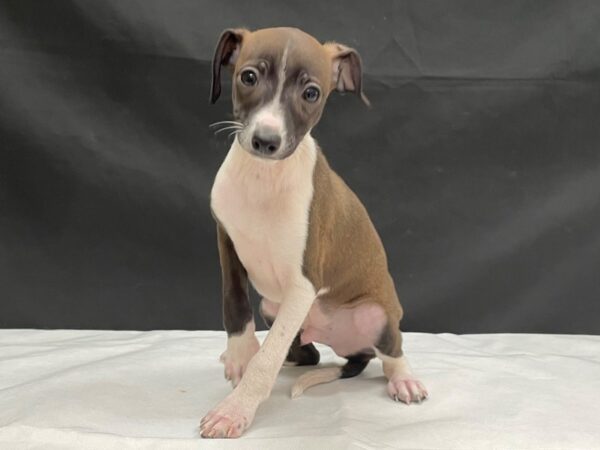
xmin=201 ymin=27 xmax=428 ymax=439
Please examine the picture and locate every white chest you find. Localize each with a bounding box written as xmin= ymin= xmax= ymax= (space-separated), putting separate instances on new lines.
xmin=210 ymin=138 xmax=317 ymax=302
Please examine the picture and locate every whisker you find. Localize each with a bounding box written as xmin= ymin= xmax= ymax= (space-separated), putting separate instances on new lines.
xmin=214 ymin=125 xmax=243 ymax=135
xmin=228 ymin=130 xmax=242 ymax=139
xmin=209 ymin=120 xmax=243 ymax=128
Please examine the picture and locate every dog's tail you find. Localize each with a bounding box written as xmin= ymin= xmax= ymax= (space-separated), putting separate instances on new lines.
xmin=290 ymin=355 xmax=371 ymax=398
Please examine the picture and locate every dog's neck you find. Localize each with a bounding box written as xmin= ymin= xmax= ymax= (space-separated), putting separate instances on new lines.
xmin=223 ymin=133 xmax=318 ymax=194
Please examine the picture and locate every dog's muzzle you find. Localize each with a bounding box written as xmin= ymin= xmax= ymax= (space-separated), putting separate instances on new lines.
xmin=251 ymin=125 xmax=281 ymax=155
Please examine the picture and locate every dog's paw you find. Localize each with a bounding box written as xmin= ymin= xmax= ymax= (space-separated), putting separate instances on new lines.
xmin=200 ymin=393 xmax=258 ymax=438
xmin=387 ymin=376 xmax=428 ymax=404
xmin=220 ymin=327 xmax=260 ymax=387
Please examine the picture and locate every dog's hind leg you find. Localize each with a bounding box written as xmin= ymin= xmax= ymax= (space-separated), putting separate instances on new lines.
xmin=260 ymin=298 xmax=320 ymax=366
xmin=374 ymin=322 xmax=428 ymax=404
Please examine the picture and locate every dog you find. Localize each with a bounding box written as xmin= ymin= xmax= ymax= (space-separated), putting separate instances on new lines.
xmin=201 ymin=27 xmax=428 ymax=439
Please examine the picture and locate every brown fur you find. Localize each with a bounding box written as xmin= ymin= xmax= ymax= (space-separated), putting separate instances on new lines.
xmin=211 ymin=28 xmax=368 ymax=153
xmin=212 ymin=27 xmax=404 ymax=355
xmin=216 ymin=222 xmax=252 ymax=336
xmin=302 ymin=148 xmax=404 ymax=356
xmin=201 ymin=28 xmax=425 ymax=439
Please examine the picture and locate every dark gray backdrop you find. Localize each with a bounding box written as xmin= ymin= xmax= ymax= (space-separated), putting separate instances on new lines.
xmin=1 ymin=1 xmax=599 ymax=333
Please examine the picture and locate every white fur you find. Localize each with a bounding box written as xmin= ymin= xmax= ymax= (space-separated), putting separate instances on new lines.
xmin=200 ymin=282 xmax=323 ymax=437
xmin=211 ymin=135 xmax=317 ymax=303
xmin=245 ymin=44 xmax=289 ymax=151
xmin=374 ymin=350 xmax=429 ymax=403
xmin=374 ymin=349 xmax=413 ymax=374
xmin=220 ymin=321 xmax=260 ymax=387
xmin=208 ymin=135 xmax=320 ymax=415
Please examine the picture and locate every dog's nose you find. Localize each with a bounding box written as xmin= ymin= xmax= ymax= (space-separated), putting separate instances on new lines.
xmin=251 ymin=127 xmax=281 ymax=154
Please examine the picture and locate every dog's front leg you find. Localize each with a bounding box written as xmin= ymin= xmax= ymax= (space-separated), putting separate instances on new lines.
xmin=216 ymin=224 xmax=259 ymax=387
xmin=200 ymin=281 xmax=316 ymax=439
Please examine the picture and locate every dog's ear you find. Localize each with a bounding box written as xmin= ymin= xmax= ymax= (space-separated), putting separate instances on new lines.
xmin=324 ymin=42 xmax=370 ymax=107
xmin=210 ymin=28 xmax=248 ymax=104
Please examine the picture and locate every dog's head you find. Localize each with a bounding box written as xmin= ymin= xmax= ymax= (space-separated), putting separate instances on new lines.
xmin=210 ymin=27 xmax=369 ymax=160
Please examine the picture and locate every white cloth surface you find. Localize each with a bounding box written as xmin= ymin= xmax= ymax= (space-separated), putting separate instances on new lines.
xmin=0 ymin=330 xmax=598 ymax=450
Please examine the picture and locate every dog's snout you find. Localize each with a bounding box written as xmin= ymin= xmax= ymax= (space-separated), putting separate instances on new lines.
xmin=251 ymin=127 xmax=281 ymax=154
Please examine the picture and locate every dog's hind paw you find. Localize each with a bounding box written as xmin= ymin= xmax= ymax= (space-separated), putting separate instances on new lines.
xmin=387 ymin=376 xmax=428 ymax=404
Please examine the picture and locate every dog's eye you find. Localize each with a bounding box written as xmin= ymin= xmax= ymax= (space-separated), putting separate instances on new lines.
xmin=240 ymin=69 xmax=258 ymax=86
xmin=303 ymin=86 xmax=320 ymax=103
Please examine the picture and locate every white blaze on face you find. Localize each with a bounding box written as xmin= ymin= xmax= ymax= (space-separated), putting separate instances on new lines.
xmin=248 ymin=44 xmax=289 ymax=150
xmin=252 ymin=107 xmax=284 ymax=134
